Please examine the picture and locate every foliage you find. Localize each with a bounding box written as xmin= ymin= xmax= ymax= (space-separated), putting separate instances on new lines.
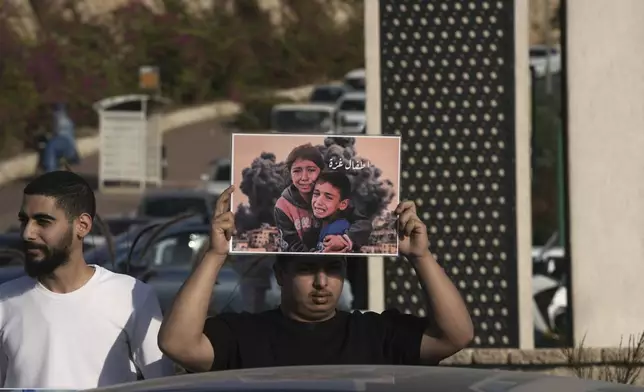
xmin=234 ymin=137 xmax=395 ymax=233
xmin=563 ymin=333 xmax=644 ymax=385
xmin=0 ymin=0 xmax=364 ymax=158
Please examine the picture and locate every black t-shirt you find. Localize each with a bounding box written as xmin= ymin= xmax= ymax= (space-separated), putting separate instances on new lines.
xmin=203 ymin=308 xmax=429 ymax=371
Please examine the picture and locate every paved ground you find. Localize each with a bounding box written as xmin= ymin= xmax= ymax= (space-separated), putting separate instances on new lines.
xmin=0 ymin=119 xmax=231 ymax=231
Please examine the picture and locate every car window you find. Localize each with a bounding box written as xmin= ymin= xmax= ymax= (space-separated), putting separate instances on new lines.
xmin=213 ymin=164 xmax=231 ymax=181
xmin=530 ymin=48 xmax=557 ymax=57
xmin=344 ymin=77 xmax=365 ymax=91
xmin=141 ymin=197 xmax=210 ymax=218
xmin=310 ymin=88 xmax=344 ymax=103
xmin=272 ymin=110 xmax=333 ymax=132
xmin=142 ymin=233 xmax=209 ymax=267
xmin=338 ymin=98 xmax=365 ymax=112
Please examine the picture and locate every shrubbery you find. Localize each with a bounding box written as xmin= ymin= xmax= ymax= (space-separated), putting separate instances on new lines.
xmin=0 ymin=0 xmax=364 ymax=158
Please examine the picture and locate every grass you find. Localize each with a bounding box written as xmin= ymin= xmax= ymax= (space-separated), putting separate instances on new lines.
xmin=563 ymin=333 xmax=644 ymax=385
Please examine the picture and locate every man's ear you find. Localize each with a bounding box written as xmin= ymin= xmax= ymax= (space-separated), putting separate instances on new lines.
xmin=75 ymin=213 xmax=92 ymax=239
xmin=338 ymin=199 xmax=350 ymax=211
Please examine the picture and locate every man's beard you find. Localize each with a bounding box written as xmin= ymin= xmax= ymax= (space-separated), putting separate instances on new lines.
xmin=23 ymin=228 xmax=74 ymax=278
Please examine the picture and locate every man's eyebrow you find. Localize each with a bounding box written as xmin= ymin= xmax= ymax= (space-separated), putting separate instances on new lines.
xmin=34 ymin=213 xmax=56 ymax=220
xmin=18 ymin=212 xmax=56 ymax=221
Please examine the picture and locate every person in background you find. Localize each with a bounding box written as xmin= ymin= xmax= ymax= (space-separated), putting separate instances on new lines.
xmin=42 ymin=103 xmax=80 ymax=172
xmin=158 ymin=185 xmax=474 ymax=372
xmin=0 ymin=171 xmax=174 ymax=389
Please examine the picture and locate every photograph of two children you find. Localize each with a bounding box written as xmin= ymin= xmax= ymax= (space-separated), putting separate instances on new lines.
xmin=229 ymin=134 xmax=402 ymax=257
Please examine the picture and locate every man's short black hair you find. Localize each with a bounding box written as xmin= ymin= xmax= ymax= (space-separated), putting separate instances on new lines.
xmin=274 ymin=254 xmax=347 ymax=272
xmin=23 ymin=171 xmax=96 ymax=220
xmin=315 ymin=170 xmax=352 ymax=200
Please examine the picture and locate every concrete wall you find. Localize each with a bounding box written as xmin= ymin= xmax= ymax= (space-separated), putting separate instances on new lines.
xmin=567 ymin=0 xmax=644 ymax=347
xmin=441 ymin=348 xmax=644 ymax=385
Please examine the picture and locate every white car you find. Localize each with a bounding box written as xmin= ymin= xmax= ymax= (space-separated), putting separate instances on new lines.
xmin=529 ymin=45 xmax=561 ymax=78
xmin=270 ymin=103 xmax=336 ymax=134
xmin=342 ymin=68 xmax=365 ymax=92
xmin=335 ymin=91 xmax=366 ymax=134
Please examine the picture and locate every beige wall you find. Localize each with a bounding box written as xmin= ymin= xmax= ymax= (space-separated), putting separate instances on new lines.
xmin=515 ymin=0 xmax=535 ymax=350
xmin=567 ymin=0 xmax=644 ymax=347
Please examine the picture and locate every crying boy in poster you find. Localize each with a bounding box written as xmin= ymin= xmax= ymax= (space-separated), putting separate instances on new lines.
xmin=312 ymin=171 xmax=354 ymax=253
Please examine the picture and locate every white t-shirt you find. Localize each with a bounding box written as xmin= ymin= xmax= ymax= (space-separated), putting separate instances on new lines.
xmin=0 ymin=265 xmax=175 ymax=389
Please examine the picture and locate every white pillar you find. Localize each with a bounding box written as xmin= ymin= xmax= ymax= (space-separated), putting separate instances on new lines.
xmin=515 ymin=0 xmax=535 ymax=350
xmin=364 ymin=0 xmax=385 ymax=313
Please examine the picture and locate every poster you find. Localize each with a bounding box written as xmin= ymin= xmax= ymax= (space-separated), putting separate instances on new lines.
xmin=230 ymin=133 xmax=401 ymax=256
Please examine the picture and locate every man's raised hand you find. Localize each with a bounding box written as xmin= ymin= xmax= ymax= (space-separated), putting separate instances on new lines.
xmin=209 ymin=185 xmax=236 ymax=256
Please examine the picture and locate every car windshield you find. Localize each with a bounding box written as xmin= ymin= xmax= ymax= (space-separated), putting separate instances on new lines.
xmin=530 ymin=47 xmax=558 ymax=57
xmin=310 ymin=87 xmax=344 ymax=103
xmin=344 ymin=77 xmax=365 ymax=91
xmin=213 ymin=164 xmax=231 ymax=181
xmin=339 ymin=98 xmax=365 ymax=112
xmin=272 ymin=110 xmax=333 ymax=132
xmin=142 ymin=197 xmax=209 ymax=218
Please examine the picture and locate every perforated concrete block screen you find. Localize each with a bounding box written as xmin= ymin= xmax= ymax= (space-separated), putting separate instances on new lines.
xmin=379 ymin=0 xmax=518 ymax=348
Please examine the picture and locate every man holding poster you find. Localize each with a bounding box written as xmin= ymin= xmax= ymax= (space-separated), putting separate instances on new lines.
xmin=158 ymin=186 xmax=474 ymax=372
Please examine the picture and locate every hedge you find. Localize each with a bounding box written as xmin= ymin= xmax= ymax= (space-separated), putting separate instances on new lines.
xmin=0 ymin=0 xmax=364 ymax=159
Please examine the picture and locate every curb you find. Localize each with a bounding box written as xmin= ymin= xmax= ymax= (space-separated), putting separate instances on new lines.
xmin=0 ymin=84 xmax=317 ymax=187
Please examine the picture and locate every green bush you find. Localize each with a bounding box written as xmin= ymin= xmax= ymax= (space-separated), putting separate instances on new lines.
xmin=0 ymin=0 xmax=364 ymax=158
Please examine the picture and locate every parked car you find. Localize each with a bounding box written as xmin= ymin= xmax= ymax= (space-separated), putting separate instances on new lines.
xmin=342 ymin=68 xmax=365 ymax=92
xmin=309 ymin=84 xmax=346 ymax=105
xmin=335 ymin=91 xmax=366 ymax=134
xmin=0 ymin=233 xmax=25 ymax=285
xmin=87 ymin=364 xmax=644 ymax=392
xmin=85 ymin=219 xmax=249 ymax=314
xmin=135 ymin=189 xmax=215 ymax=221
xmin=529 ymin=45 xmax=562 ymax=78
xmin=199 ymin=157 xmax=231 ymax=196
xmin=270 ymin=103 xmax=336 ymax=134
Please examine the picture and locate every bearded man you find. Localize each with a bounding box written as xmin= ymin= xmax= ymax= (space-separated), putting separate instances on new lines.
xmin=0 ymin=171 xmax=173 ymax=389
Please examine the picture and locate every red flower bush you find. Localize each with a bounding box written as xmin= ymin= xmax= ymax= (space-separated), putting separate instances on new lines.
xmin=0 ymin=0 xmax=364 ymax=158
